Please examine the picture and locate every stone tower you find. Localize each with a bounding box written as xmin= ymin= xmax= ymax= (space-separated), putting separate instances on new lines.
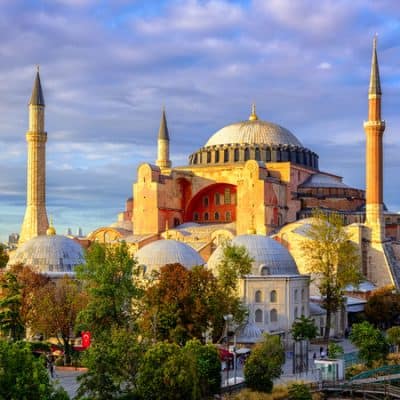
xmin=19 ymin=68 xmax=49 ymax=244
xmin=364 ymin=36 xmax=385 ymax=243
xmin=156 ymin=108 xmax=171 ymax=169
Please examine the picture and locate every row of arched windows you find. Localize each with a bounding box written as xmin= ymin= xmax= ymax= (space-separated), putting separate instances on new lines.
xmin=193 ymin=211 xmax=232 ymax=222
xmin=294 ymin=288 xmax=306 ymax=303
xmin=255 ymin=290 xmax=277 ymax=303
xmin=255 ymin=308 xmax=278 ymax=323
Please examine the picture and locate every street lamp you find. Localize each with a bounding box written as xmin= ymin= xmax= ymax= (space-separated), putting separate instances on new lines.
xmin=224 ymin=314 xmax=233 ymax=387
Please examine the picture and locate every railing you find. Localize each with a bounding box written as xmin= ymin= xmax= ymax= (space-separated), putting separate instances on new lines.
xmin=323 ymin=382 xmax=400 ymax=399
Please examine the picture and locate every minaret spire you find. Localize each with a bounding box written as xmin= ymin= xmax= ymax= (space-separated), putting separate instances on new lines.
xmin=156 ymin=107 xmax=171 ymax=168
xmin=19 ymin=68 xmax=49 ymax=244
xmin=364 ymin=36 xmax=385 ymax=242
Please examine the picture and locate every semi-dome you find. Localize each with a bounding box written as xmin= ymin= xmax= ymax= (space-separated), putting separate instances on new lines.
xmin=135 ymin=239 xmax=205 ymax=274
xmin=207 ymin=234 xmax=299 ymax=276
xmin=8 ymin=234 xmax=84 ymax=275
xmin=205 ymin=120 xmax=303 ymax=148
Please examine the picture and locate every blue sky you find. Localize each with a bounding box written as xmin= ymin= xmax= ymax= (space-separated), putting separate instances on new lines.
xmin=1 ymin=0 xmax=400 ymax=242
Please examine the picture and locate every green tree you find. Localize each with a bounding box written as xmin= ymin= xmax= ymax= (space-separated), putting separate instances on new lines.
xmin=291 ymin=316 xmax=318 ymax=341
xmin=301 ymin=211 xmax=362 ymax=341
xmin=387 ymin=326 xmax=400 ymax=352
xmin=244 ymin=334 xmax=285 ymax=393
xmin=328 ymin=342 xmax=344 ymax=359
xmin=288 ymin=383 xmax=312 ymax=400
xmin=0 ymin=244 xmax=8 ymax=269
xmin=0 ymin=340 xmax=69 ymax=400
xmin=76 ymin=242 xmax=141 ymax=337
xmin=77 ymin=327 xmax=145 ymax=400
xmin=350 ymin=321 xmax=389 ymax=367
xmin=365 ymin=286 xmax=400 ymax=329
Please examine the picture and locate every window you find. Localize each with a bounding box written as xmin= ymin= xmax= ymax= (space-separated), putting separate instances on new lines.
xmin=224 ymin=188 xmax=231 ymax=204
xmin=203 ymin=196 xmax=209 ymax=207
xmin=224 ymin=149 xmax=229 ymax=162
xmin=244 ymin=148 xmax=250 ymax=161
xmin=301 ymin=306 xmax=305 ymax=316
xmin=270 ymin=290 xmax=277 ymax=303
xmin=173 ymin=218 xmax=180 ymax=227
xmin=294 ymin=307 xmax=298 ymax=319
xmin=294 ymin=289 xmax=298 ymax=303
xmin=301 ymin=288 xmax=305 ymax=301
xmin=234 ymin=148 xmax=239 ymax=162
xmin=255 ymin=148 xmax=260 ymax=161
xmin=255 ymin=290 xmax=262 ymax=303
xmin=215 ymin=151 xmax=220 ymax=163
xmin=193 ymin=213 xmax=199 ymax=221
xmin=214 ymin=212 xmax=220 ymax=221
xmin=270 ymin=309 xmax=278 ymax=323
xmin=255 ymin=309 xmax=263 ymax=323
xmin=204 ymin=212 xmax=209 ymax=221
xmin=207 ymin=152 xmax=211 ymax=163
xmin=261 ymin=265 xmax=269 ymax=276
xmin=265 ymin=149 xmax=271 ymax=161
xmin=215 ymin=193 xmax=221 ymax=205
xmin=225 ymin=211 xmax=231 ymax=222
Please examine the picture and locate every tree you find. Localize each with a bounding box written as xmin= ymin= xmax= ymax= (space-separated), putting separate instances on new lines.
xmin=77 ymin=327 xmax=145 ymax=400
xmin=301 ymin=211 xmax=362 ymax=341
xmin=365 ymin=286 xmax=400 ymax=329
xmin=291 ymin=316 xmax=318 ymax=341
xmin=0 ymin=340 xmax=69 ymax=400
xmin=27 ymin=276 xmax=87 ymax=364
xmin=75 ymin=242 xmax=141 ymax=337
xmin=387 ymin=326 xmax=400 ymax=352
xmin=350 ymin=321 xmax=389 ymax=367
xmin=0 ymin=244 xmax=8 ymax=269
xmin=327 ymin=342 xmax=344 ymax=359
xmin=244 ymin=334 xmax=285 ymax=393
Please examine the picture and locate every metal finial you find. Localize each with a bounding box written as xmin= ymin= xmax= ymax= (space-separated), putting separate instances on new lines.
xmin=36 ymin=64 xmax=40 ymax=73
xmin=249 ymin=102 xmax=258 ymax=121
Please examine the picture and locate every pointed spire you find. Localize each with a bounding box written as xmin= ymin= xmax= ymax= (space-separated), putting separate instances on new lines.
xmin=369 ymin=35 xmax=382 ymax=96
xmin=158 ymin=107 xmax=169 ymax=140
xmin=29 ymin=66 xmax=45 ymax=106
xmin=249 ymin=103 xmax=258 ymax=121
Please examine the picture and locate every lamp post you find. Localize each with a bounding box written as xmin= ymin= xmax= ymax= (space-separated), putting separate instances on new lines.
xmin=224 ymin=314 xmax=233 ymax=387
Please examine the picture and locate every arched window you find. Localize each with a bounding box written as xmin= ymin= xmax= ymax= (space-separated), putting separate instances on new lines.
xmin=234 ymin=148 xmax=239 ymax=162
xmin=215 ymin=193 xmax=221 ymax=205
xmin=203 ymin=196 xmax=209 ymax=207
xmin=270 ymin=309 xmax=278 ymax=323
xmin=294 ymin=289 xmax=298 ymax=303
xmin=204 ymin=212 xmax=209 ymax=221
xmin=270 ymin=290 xmax=277 ymax=303
xmin=255 ymin=309 xmax=263 ymax=323
xmin=215 ymin=151 xmax=220 ymax=163
xmin=255 ymin=290 xmax=262 ymax=303
xmin=193 ymin=212 xmax=199 ymax=221
xmin=214 ymin=212 xmax=220 ymax=221
xmin=224 ymin=149 xmax=229 ymax=162
xmin=225 ymin=211 xmax=231 ymax=222
xmin=265 ymin=148 xmax=271 ymax=161
xmin=255 ymin=147 xmax=260 ymax=161
xmin=294 ymin=307 xmax=298 ymax=319
xmin=244 ymin=147 xmax=250 ymax=161
xmin=260 ymin=265 xmax=269 ymax=276
xmin=301 ymin=306 xmax=305 ymax=316
xmin=301 ymin=288 xmax=305 ymax=302
xmin=207 ymin=152 xmax=211 ymax=163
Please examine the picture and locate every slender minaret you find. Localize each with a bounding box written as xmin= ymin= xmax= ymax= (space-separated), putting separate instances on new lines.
xmin=364 ymin=36 xmax=385 ymax=242
xmin=19 ymin=67 xmax=49 ymax=244
xmin=156 ymin=107 xmax=171 ymax=168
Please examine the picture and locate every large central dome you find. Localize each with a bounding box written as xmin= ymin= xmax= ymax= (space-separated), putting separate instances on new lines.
xmin=205 ymin=119 xmax=303 ymax=148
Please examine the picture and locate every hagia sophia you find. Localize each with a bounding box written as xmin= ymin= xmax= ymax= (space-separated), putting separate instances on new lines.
xmin=7 ymin=38 xmax=400 ymax=341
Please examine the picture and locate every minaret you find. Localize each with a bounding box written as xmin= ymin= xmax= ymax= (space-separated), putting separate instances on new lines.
xmin=19 ymin=67 xmax=49 ymax=244
xmin=156 ymin=107 xmax=171 ymax=168
xmin=364 ymin=36 xmax=385 ymax=242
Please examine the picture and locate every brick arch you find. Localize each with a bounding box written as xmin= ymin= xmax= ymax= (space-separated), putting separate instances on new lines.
xmin=184 ymin=183 xmax=237 ymax=223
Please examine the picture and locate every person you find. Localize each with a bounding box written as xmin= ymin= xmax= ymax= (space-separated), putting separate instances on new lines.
xmin=313 ymin=352 xmax=317 ymax=361
xmin=320 ymin=348 xmax=326 ymax=359
xmin=46 ymin=353 xmax=55 ymax=378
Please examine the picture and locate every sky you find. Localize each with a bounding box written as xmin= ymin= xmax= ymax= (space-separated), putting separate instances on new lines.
xmin=0 ymin=0 xmax=400 ymax=242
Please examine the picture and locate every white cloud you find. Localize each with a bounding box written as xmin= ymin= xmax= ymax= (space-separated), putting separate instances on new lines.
xmin=317 ymin=62 xmax=332 ymax=70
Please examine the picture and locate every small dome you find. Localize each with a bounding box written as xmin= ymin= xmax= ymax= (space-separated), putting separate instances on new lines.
xmin=135 ymin=239 xmax=205 ymax=274
xmin=236 ymin=321 xmax=263 ymax=344
xmin=207 ymin=234 xmax=299 ymax=275
xmin=299 ymin=173 xmax=350 ymax=189
xmin=204 ymin=120 xmax=303 ymax=148
xmin=8 ymin=235 xmax=84 ymax=275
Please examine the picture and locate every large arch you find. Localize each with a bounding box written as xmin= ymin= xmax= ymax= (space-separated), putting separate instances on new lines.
xmin=184 ymin=183 xmax=237 ymax=224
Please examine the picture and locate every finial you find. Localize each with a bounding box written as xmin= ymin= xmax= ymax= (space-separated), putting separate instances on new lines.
xmin=249 ymin=103 xmax=258 ymax=121
xmin=369 ymin=33 xmax=381 ymax=96
xmin=46 ymin=216 xmax=56 ymax=236
xmin=36 ymin=64 xmax=40 ymax=73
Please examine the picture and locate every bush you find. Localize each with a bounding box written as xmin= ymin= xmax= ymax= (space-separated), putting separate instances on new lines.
xmin=288 ymin=383 xmax=312 ymax=400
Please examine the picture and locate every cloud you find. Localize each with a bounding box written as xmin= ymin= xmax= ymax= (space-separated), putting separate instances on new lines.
xmin=317 ymin=62 xmax=332 ymax=70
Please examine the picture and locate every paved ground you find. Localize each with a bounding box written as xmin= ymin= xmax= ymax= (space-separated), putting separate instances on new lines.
xmin=53 ymin=369 xmax=83 ymax=399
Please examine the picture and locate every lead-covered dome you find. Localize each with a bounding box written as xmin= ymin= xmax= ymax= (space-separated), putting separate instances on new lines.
xmin=207 ymin=234 xmax=299 ymax=276
xmin=205 ymin=120 xmax=303 ymax=148
xmin=8 ymin=234 xmax=84 ymax=275
xmin=135 ymin=239 xmax=205 ymax=274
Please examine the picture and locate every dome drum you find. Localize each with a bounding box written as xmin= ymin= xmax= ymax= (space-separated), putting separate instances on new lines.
xmin=189 ymin=143 xmax=318 ymax=169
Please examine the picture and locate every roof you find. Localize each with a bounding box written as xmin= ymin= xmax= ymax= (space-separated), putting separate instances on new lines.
xmin=207 ymin=234 xmax=299 ymax=276
xmin=204 ymin=119 xmax=303 ymax=148
xmin=369 ymin=36 xmax=382 ymax=96
xmin=299 ymin=173 xmax=350 ymax=189
xmin=236 ymin=321 xmax=263 ymax=344
xmin=8 ymin=234 xmax=84 ymax=274
xmin=29 ymin=70 xmax=45 ymax=106
xmin=158 ymin=108 xmax=169 ymax=140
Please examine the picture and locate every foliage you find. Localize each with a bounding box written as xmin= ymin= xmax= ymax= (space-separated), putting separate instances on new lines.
xmin=301 ymin=210 xmax=362 ymax=340
xmin=387 ymin=326 xmax=400 ymax=350
xmin=291 ymin=316 xmax=318 ymax=341
xmin=288 ymin=383 xmax=312 ymax=400
xmin=136 ymin=340 xmax=221 ymax=400
xmin=0 ymin=244 xmax=8 ymax=269
xmin=244 ymin=334 xmax=285 ymax=393
xmin=365 ymin=286 xmax=400 ymax=329
xmin=350 ymin=321 xmax=389 ymax=367
xmin=141 ymin=263 xmax=244 ymax=344
xmin=27 ymin=276 xmax=87 ymax=364
xmin=76 ymin=242 xmax=141 ymax=337
xmin=77 ymin=327 xmax=145 ymax=400
xmin=0 ymin=340 xmax=69 ymax=400
xmin=327 ymin=342 xmax=344 ymax=359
